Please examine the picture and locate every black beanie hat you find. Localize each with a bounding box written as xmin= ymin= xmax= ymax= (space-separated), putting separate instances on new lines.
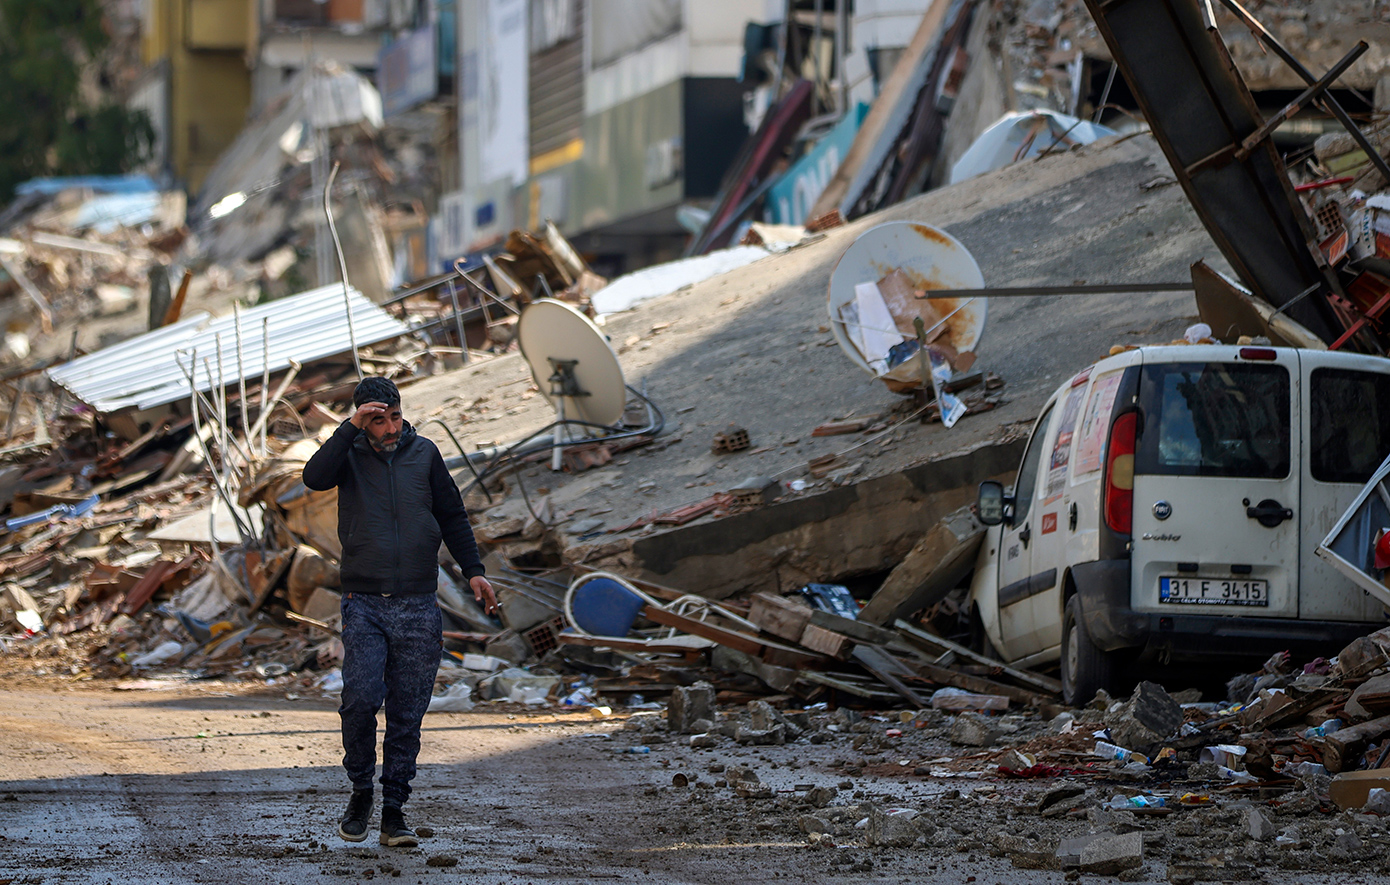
xmin=353 ymin=376 xmax=400 ymax=408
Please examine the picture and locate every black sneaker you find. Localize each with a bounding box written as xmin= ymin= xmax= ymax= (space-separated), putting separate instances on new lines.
xmin=379 ymin=805 xmax=418 ymax=847
xmin=338 ymin=788 xmax=373 ymax=842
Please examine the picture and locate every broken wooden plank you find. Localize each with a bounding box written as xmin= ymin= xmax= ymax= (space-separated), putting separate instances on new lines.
xmin=749 ymin=591 xmax=814 ymax=643
xmin=908 ymin=654 xmax=1051 ymax=707
xmin=808 ymin=610 xmax=904 ymax=647
xmin=800 ymin=622 xmax=855 ymax=660
xmin=894 ymin=619 xmax=1062 ymax=696
xmin=852 ymin=645 xmax=932 ymax=707
xmin=641 ymin=605 xmax=828 ymax=670
xmin=1247 ymin=687 xmax=1343 ymax=733
xmin=558 ymin=633 xmax=713 ymax=656
xmin=1326 ymin=713 xmax=1390 ymax=773
xmin=797 ymin=669 xmax=900 ymax=701
xmin=811 ymin=418 xmax=871 ymax=436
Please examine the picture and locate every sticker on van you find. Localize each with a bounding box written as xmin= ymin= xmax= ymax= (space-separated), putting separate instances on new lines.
xmin=1045 ymin=386 xmax=1087 ymax=503
xmin=1075 ymin=374 xmax=1123 ymax=475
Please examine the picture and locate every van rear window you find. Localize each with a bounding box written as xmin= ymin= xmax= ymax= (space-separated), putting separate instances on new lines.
xmin=1136 ymin=362 xmax=1289 ymax=479
xmin=1310 ymin=367 xmax=1390 ymax=483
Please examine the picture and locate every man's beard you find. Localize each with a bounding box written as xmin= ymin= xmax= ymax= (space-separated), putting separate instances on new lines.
xmin=369 ymin=431 xmax=399 ymax=452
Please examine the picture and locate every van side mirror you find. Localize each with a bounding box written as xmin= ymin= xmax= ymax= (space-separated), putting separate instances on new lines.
xmin=978 ymin=481 xmax=1006 ymax=526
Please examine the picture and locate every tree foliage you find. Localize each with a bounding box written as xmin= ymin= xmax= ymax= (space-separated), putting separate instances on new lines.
xmin=0 ymin=0 xmax=154 ymax=201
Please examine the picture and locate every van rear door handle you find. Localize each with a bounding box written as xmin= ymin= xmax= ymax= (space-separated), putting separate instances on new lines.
xmin=1246 ymin=498 xmax=1293 ymax=528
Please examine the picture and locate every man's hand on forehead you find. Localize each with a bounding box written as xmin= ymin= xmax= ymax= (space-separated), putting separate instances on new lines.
xmin=350 ymin=401 xmax=396 ymax=429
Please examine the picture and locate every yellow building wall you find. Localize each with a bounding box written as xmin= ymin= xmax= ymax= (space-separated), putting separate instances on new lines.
xmin=142 ymin=0 xmax=254 ymax=192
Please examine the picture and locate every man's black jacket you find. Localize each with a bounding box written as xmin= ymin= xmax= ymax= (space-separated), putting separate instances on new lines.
xmin=302 ymin=419 xmax=485 ymax=596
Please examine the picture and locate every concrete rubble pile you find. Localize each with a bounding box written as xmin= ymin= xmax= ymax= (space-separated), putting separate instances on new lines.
xmin=583 ymin=638 xmax=1390 ymax=881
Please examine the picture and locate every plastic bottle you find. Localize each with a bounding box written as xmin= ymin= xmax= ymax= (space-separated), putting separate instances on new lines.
xmin=615 ymin=746 xmax=651 ymax=754
xmin=1108 ymin=795 xmax=1166 ymax=809
xmin=1095 ymin=741 xmax=1149 ymax=765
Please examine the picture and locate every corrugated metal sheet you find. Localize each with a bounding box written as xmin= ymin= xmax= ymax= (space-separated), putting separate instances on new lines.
xmin=47 ymin=284 xmax=411 ymax=414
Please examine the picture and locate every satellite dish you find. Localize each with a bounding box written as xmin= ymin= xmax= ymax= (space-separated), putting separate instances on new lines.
xmin=827 ymin=221 xmax=987 ymax=384
xmin=517 ymin=299 xmax=626 ymax=468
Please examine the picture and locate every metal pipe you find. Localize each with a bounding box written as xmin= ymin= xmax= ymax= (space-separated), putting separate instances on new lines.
xmin=1093 ymin=62 xmax=1118 ymax=124
xmin=324 ymin=162 xmax=363 ymax=380
xmin=1233 ymin=41 xmax=1369 ymax=164
xmin=446 ymin=278 xmax=469 ymax=359
xmin=245 ymin=359 xmax=303 ymax=446
xmin=170 ymin=350 xmax=257 ymax=467
xmin=915 ymin=282 xmax=1195 ymax=298
xmin=261 ymin=318 xmax=271 ymax=457
xmin=214 ymin=335 xmax=230 ymax=484
xmin=176 ymin=350 xmax=253 ymax=542
xmin=233 ymin=302 xmax=250 ymax=447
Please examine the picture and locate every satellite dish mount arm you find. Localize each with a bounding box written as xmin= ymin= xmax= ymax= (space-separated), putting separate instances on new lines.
xmin=547 ymin=357 xmax=590 ymax=471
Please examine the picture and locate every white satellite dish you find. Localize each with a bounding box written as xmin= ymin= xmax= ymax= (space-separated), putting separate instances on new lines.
xmin=827 ymin=221 xmax=987 ymax=387
xmin=517 ymin=299 xmax=627 ymax=469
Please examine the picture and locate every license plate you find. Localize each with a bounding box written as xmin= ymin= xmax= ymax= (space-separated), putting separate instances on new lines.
xmin=1159 ymin=576 xmax=1269 ymax=606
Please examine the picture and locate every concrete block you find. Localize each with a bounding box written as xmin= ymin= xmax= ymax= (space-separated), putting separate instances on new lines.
xmin=1108 ymin=681 xmax=1183 ymax=750
xmin=1247 ymin=807 xmax=1276 ymax=842
xmin=735 ymin=724 xmax=786 ymax=745
xmin=866 ymin=806 xmax=929 ymax=847
xmin=748 ymin=699 xmax=804 ymax=738
xmin=949 ymin=711 xmax=1001 ymax=747
xmin=998 ymin=833 xmax=1058 ymax=870
xmin=858 ymin=506 xmax=984 ymax=626
xmin=483 ymin=629 xmax=532 ymax=665
xmin=1077 ymin=831 xmax=1144 ymax=875
xmin=668 ymin=681 xmax=717 ymax=734
xmin=798 ymin=814 xmax=831 ymax=835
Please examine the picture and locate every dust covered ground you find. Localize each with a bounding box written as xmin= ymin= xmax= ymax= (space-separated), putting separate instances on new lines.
xmin=5 ymin=678 xmax=1390 ymax=885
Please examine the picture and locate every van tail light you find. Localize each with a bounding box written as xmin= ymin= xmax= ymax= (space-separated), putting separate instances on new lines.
xmin=1104 ymin=412 xmax=1138 ymax=534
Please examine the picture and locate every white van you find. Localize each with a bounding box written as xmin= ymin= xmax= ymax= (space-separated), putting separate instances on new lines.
xmin=972 ymin=345 xmax=1390 ymax=705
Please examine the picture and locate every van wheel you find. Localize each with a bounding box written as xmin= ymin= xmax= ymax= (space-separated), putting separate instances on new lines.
xmin=1062 ymin=595 xmax=1113 ymax=707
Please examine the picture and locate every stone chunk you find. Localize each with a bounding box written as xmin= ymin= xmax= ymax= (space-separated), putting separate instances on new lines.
xmin=865 ymin=806 xmax=930 ymax=847
xmin=1108 ymin=681 xmax=1183 ymax=750
xmin=734 ymin=781 xmax=774 ymax=799
xmin=1077 ymin=831 xmax=1144 ymax=875
xmin=668 ymin=681 xmax=717 ymax=734
xmin=748 ymin=700 xmax=804 ymax=738
xmin=689 ymin=733 xmax=718 ymax=749
xmin=949 ymin=711 xmax=1001 ymax=747
xmin=735 ymin=724 xmax=786 ymax=745
xmin=1036 ymin=784 xmax=1086 ymax=817
xmin=805 ymin=785 xmax=837 ymax=807
xmin=798 ymin=814 xmax=831 ymax=835
xmin=997 ymin=833 xmax=1058 ymax=870
xmin=1056 ymin=832 xmax=1107 ymax=868
xmin=1247 ymin=807 xmax=1276 ymax=842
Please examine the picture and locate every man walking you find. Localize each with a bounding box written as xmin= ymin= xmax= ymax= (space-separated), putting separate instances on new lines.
xmin=303 ymin=377 xmax=496 ymax=847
